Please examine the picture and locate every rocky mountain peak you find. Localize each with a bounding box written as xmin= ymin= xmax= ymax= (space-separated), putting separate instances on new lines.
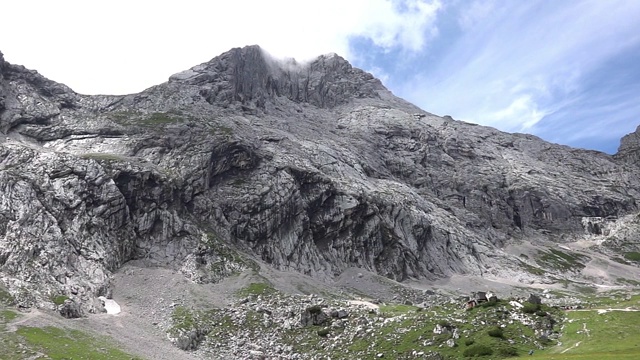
xmin=2 ymin=45 xmax=640 ymax=322
xmin=167 ymin=45 xmax=385 ymax=109
xmin=616 ymin=125 xmax=640 ymax=165
xmin=0 ymin=52 xmax=77 ymax=133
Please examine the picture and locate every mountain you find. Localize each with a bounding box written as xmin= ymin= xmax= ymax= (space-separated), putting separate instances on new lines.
xmin=1 ymin=45 xmax=639 ymax=318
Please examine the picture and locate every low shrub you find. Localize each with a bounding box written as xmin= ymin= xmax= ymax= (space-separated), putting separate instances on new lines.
xmin=522 ymin=302 xmax=541 ymax=314
xmin=497 ymin=346 xmax=519 ymax=357
xmin=487 ymin=326 xmax=504 ymax=338
xmin=437 ymin=320 xmax=451 ymax=327
xmin=51 ymin=295 xmax=69 ymax=306
xmin=464 ymin=339 xmax=475 ymax=346
xmin=463 ymin=344 xmax=493 ymax=357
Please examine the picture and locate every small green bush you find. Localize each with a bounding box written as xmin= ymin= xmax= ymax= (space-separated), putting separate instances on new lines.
xmin=437 ymin=320 xmax=451 ymax=327
xmin=463 ymin=344 xmax=493 ymax=357
xmin=307 ymin=305 xmax=323 ymax=314
xmin=478 ymin=299 xmax=499 ymax=308
xmin=497 ymin=346 xmax=518 ymax=357
xmin=521 ymin=302 xmax=541 ymax=314
xmin=317 ymin=328 xmax=330 ymax=337
xmin=464 ymin=339 xmax=475 ymax=346
xmin=487 ymin=326 xmax=504 ymax=338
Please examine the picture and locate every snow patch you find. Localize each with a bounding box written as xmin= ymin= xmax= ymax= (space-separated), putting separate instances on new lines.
xmin=98 ymin=296 xmax=121 ymax=315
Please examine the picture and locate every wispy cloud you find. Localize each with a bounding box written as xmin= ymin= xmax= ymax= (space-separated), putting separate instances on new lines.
xmin=393 ymin=0 xmax=640 ymax=151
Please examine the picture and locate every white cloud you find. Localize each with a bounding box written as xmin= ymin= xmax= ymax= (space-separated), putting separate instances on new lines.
xmin=400 ymin=0 xmax=640 ymax=138
xmin=486 ymin=95 xmax=546 ymax=132
xmin=457 ymin=0 xmax=496 ymax=30
xmin=0 ymin=0 xmax=440 ymax=94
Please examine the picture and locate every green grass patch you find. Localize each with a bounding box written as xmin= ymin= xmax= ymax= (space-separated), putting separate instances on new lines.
xmin=236 ymin=282 xmax=277 ymax=298
xmin=110 ymin=110 xmax=140 ymax=124
xmin=518 ymin=259 xmax=546 ymax=276
xmin=51 ymin=295 xmax=69 ymax=306
xmin=379 ymin=303 xmax=419 ymax=314
xmin=16 ymin=326 xmax=142 ymax=360
xmin=170 ymin=306 xmax=197 ymax=332
xmin=141 ymin=112 xmax=177 ymax=125
xmin=536 ymin=249 xmax=589 ymax=272
xmin=0 ymin=309 xmax=18 ymax=323
xmin=110 ymin=110 xmax=183 ymax=128
xmin=0 ymin=286 xmax=14 ymax=305
xmin=624 ymin=252 xmax=640 ymax=262
xmin=532 ymin=310 xmax=640 ymax=359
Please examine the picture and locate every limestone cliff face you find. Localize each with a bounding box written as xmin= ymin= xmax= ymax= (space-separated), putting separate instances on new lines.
xmin=1 ymin=46 xmax=639 ymax=310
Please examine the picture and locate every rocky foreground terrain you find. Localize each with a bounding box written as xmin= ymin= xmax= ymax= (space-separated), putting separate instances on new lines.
xmin=1 ymin=45 xmax=640 ymax=359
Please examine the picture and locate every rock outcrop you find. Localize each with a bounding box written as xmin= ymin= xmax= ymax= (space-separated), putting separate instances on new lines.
xmin=1 ymin=45 xmax=639 ymax=311
xmin=616 ymin=125 xmax=640 ymax=165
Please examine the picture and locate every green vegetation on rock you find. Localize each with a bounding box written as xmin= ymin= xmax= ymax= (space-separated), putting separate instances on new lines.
xmin=522 ymin=301 xmax=541 ymax=314
xmin=0 ymin=286 xmax=14 ymax=305
xmin=0 ymin=309 xmax=18 ymax=323
xmin=110 ymin=110 xmax=184 ymax=127
xmin=236 ymin=282 xmax=277 ymax=298
xmin=536 ymin=249 xmax=589 ymax=272
xmin=51 ymin=295 xmax=69 ymax=306
xmin=142 ymin=112 xmax=177 ymax=125
xmin=624 ymin=251 xmax=640 ymax=262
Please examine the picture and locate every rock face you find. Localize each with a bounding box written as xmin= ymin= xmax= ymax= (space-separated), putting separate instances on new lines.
xmin=616 ymin=125 xmax=640 ymax=165
xmin=1 ymin=45 xmax=640 ymax=310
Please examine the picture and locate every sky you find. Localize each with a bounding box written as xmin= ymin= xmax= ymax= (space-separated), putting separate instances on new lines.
xmin=1 ymin=0 xmax=639 ymax=154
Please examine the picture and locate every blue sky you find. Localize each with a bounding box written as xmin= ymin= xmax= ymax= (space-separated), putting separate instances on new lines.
xmin=349 ymin=1 xmax=640 ymax=154
xmin=1 ymin=0 xmax=639 ymax=153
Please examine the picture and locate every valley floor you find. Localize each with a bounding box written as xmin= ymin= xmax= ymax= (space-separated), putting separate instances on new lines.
xmin=1 ymin=264 xmax=640 ymax=360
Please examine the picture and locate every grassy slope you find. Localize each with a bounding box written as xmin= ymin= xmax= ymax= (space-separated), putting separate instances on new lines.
xmin=0 ymin=306 xmax=143 ymax=360
xmin=529 ymin=294 xmax=640 ymax=359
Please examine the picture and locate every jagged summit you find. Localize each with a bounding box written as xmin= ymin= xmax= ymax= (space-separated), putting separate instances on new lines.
xmin=166 ymin=45 xmax=386 ymax=109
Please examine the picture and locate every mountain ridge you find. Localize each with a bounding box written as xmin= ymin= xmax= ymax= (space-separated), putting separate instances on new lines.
xmin=0 ymin=45 xmax=639 ymax=315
